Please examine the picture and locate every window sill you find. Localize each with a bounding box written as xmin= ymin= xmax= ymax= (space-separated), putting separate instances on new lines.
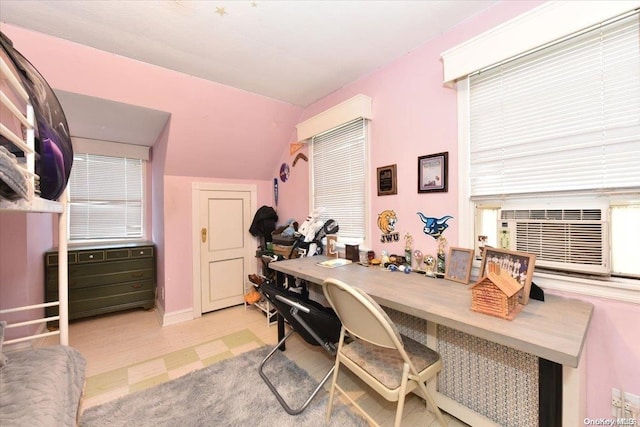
xmin=470 ymin=263 xmax=639 ymax=304
xmin=533 ymin=272 xmax=640 ymax=305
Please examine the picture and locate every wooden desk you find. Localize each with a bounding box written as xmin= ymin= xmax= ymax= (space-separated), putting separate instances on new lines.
xmin=270 ymin=256 xmax=593 ymax=427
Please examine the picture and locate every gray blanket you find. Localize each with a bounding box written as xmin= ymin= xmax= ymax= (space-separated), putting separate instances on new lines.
xmin=0 ymin=345 xmax=86 ymax=427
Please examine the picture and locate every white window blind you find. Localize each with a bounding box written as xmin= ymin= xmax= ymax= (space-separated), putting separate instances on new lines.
xmin=311 ymin=118 xmax=366 ymax=242
xmin=469 ymin=12 xmax=640 ymax=198
xmin=68 ymin=153 xmax=144 ymax=240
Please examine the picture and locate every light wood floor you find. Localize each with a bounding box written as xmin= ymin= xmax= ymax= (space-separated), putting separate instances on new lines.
xmin=61 ymin=305 xmax=468 ymax=427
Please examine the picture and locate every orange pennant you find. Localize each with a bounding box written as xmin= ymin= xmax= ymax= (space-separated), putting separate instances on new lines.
xmin=290 ymin=142 xmax=303 ymax=155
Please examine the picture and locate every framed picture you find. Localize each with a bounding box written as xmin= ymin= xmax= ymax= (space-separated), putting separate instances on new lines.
xmin=377 ymin=164 xmax=397 ymax=196
xmin=445 ymin=247 xmax=474 ymax=284
xmin=418 ymin=152 xmax=448 ymax=193
xmin=480 ymin=247 xmax=536 ymax=305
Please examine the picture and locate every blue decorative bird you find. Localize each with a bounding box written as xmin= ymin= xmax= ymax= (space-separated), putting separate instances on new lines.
xmin=417 ymin=213 xmax=453 ymax=239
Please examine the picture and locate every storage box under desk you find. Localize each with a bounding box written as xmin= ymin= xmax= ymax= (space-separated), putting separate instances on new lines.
xmin=45 ymin=242 xmax=156 ymax=322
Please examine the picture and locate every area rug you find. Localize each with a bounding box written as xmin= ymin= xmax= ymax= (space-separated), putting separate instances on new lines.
xmin=80 ymin=346 xmax=366 ymax=426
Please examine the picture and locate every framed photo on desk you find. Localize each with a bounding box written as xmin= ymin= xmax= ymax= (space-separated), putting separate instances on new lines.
xmin=445 ymin=247 xmax=473 ymax=284
xmin=480 ymin=247 xmax=536 ymax=304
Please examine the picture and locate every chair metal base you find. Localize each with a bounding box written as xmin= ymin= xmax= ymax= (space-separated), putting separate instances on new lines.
xmin=259 ymin=329 xmax=335 ymax=415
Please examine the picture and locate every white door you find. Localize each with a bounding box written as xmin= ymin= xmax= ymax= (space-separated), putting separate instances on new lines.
xmin=199 ymin=189 xmax=253 ymax=313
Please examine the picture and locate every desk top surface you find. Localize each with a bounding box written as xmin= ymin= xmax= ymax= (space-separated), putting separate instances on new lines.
xmin=270 ymin=256 xmax=593 ymax=367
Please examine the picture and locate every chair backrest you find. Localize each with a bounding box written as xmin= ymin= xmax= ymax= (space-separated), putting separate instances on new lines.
xmin=322 ymin=278 xmax=403 ymax=350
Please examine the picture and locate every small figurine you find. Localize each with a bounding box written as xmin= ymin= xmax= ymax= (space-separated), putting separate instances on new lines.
xmin=413 ymin=250 xmax=423 ymax=270
xmin=424 ymin=255 xmax=436 ymax=277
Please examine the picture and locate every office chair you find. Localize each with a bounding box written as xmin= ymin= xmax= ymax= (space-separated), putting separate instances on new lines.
xmin=258 ymin=280 xmax=342 ymax=415
xmin=322 ymin=278 xmax=447 ymax=426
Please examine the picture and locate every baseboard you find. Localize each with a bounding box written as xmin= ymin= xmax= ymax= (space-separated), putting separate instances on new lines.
xmin=159 ymin=307 xmax=194 ymax=326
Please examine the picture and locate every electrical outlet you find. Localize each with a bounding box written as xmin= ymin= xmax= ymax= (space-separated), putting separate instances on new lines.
xmin=624 ymin=391 xmax=639 ymax=419
xmin=612 ymin=387 xmax=623 ymax=418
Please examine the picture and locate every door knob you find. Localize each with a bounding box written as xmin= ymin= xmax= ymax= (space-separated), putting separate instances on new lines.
xmin=201 ymin=227 xmax=207 ymax=243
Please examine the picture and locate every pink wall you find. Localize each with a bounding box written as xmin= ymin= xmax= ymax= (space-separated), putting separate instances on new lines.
xmin=548 ymin=290 xmax=640 ymax=419
xmin=271 ymin=0 xmax=639 ymax=420
xmin=0 ymin=211 xmax=53 ymax=339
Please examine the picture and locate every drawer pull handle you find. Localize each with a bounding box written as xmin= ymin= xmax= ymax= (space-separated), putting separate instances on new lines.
xmin=89 ymin=255 xmax=94 ymax=259
xmin=132 ymin=283 xmax=143 ymax=289
xmin=131 ymin=272 xmax=144 ymax=278
xmin=139 ymin=251 xmax=144 ymax=255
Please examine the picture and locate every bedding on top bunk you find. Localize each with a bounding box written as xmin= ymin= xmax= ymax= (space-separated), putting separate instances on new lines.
xmin=0 ymin=321 xmax=86 ymax=427
xmin=0 ymin=145 xmax=33 ymax=202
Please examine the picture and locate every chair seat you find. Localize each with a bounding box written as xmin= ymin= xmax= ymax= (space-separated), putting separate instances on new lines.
xmin=341 ymin=334 xmax=440 ymax=389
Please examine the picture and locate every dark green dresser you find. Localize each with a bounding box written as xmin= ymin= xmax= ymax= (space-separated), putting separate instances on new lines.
xmin=45 ymin=242 xmax=156 ymax=321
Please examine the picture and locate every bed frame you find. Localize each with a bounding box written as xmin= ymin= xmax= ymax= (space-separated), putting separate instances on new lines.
xmin=0 ymin=50 xmax=69 ymax=346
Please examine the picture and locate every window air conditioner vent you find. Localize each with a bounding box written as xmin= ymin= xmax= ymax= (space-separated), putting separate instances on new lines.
xmin=498 ymin=208 xmax=609 ymax=274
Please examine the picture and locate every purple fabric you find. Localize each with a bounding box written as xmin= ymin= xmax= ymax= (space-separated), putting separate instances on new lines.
xmin=0 ymin=31 xmax=73 ymax=200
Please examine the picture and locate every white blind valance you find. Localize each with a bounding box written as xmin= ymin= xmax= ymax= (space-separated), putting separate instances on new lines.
xmin=312 ymin=118 xmax=366 ymax=241
xmin=441 ymin=1 xmax=640 ymax=84
xmin=297 ymin=94 xmax=372 ymax=142
xmin=72 ymin=137 xmax=150 ymax=161
xmin=469 ymin=12 xmax=640 ymax=198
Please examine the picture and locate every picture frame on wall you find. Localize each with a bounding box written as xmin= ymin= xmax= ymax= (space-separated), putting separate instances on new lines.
xmin=418 ymin=152 xmax=448 ymax=193
xmin=377 ymin=164 xmax=397 ymax=196
xmin=480 ymin=247 xmax=536 ymax=305
xmin=445 ymin=247 xmax=474 ymax=284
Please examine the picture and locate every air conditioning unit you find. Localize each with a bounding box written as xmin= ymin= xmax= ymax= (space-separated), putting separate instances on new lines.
xmin=497 ymin=207 xmax=610 ymax=275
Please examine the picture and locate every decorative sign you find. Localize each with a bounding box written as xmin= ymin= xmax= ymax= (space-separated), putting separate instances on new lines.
xmin=279 ymin=163 xmax=290 ymax=182
xmin=417 ymin=212 xmax=453 ymax=240
xmin=418 ymin=152 xmax=448 ymax=193
xmin=377 ymin=164 xmax=397 ymax=196
xmin=377 ymin=209 xmax=399 ymax=243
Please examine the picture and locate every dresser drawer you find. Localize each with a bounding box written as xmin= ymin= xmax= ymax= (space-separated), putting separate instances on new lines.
xmin=131 ymin=247 xmax=153 ymax=258
xmin=47 ymin=258 xmax=154 ymax=286
xmin=69 ymin=288 xmax=155 ymax=320
xmin=46 ymin=252 xmax=77 ymax=266
xmin=106 ymin=248 xmax=130 ymax=260
xmin=78 ymin=250 xmax=105 ymax=263
xmin=47 ymin=279 xmax=154 ymax=301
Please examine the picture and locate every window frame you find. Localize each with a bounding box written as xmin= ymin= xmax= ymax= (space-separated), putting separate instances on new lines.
xmin=457 ymin=67 xmax=639 ymax=305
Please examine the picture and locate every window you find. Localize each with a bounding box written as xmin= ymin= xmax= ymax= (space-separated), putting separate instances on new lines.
xmin=68 ymin=153 xmax=145 ymax=241
xmin=460 ymin=10 xmax=640 ymax=296
xmin=310 ymin=118 xmax=368 ymax=245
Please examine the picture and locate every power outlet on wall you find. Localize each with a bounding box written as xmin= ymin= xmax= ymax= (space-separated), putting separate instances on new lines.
xmin=612 ymin=388 xmax=623 ymax=418
xmin=624 ymin=391 xmax=639 ymax=419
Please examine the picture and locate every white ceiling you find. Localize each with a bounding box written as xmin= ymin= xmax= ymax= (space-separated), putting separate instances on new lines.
xmin=0 ymin=0 xmax=496 ymax=107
